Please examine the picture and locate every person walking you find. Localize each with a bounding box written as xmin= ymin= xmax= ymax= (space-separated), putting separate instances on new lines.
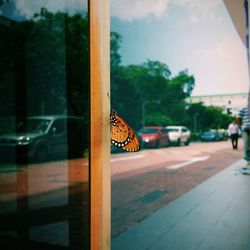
xmin=228 ymin=120 xmax=240 ymax=149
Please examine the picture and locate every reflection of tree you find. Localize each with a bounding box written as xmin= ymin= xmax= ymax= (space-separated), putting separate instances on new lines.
xmin=0 ymin=8 xmax=89 ymax=150
xmin=0 ymin=0 xmax=9 ymax=6
xmin=0 ymin=9 xmax=89 ymax=131
xmin=0 ymin=8 xmax=89 ymax=118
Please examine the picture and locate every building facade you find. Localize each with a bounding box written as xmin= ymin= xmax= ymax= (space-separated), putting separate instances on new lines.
xmin=186 ymin=93 xmax=248 ymax=115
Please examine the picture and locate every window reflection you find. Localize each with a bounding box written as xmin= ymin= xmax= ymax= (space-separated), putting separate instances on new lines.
xmin=0 ymin=1 xmax=89 ymax=249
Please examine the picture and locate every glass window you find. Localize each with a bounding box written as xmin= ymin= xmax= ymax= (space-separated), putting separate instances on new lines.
xmin=161 ymin=128 xmax=168 ymax=133
xmin=111 ymin=1 xmax=249 ymax=249
xmin=0 ymin=1 xmax=89 ymax=249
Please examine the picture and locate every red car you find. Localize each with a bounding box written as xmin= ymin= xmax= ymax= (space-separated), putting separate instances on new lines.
xmin=139 ymin=126 xmax=170 ymax=148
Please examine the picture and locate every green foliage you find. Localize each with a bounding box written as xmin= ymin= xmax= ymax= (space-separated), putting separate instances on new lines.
xmin=0 ymin=9 xmax=89 ymax=117
xmin=186 ymin=103 xmax=234 ymax=132
xmin=0 ymin=9 xmax=232 ymax=135
xmin=110 ymin=32 xmax=232 ymax=132
xmin=0 ymin=0 xmax=9 ymax=6
xmin=111 ymin=32 xmax=122 ymax=67
xmin=145 ymin=113 xmax=173 ymax=126
xmin=0 ymin=9 xmax=90 ymax=150
xmin=111 ymin=55 xmax=195 ymax=129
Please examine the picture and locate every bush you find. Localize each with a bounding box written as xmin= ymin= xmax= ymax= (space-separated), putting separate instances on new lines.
xmin=145 ymin=112 xmax=173 ymax=126
xmin=190 ymin=132 xmax=200 ymax=141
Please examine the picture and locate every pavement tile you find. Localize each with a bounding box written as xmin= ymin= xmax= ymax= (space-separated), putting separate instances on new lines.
xmin=112 ymin=159 xmax=250 ymax=250
xmin=111 ymin=148 xmax=241 ymax=237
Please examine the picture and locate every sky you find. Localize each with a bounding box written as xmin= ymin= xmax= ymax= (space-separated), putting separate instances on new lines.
xmin=0 ymin=0 xmax=87 ymax=20
xmin=1 ymin=0 xmax=249 ymax=97
xmin=110 ymin=0 xmax=250 ymax=96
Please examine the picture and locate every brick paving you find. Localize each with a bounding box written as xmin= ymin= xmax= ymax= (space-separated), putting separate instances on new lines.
xmin=111 ymin=147 xmax=242 ymax=238
xmin=0 ymin=158 xmax=89 ymax=249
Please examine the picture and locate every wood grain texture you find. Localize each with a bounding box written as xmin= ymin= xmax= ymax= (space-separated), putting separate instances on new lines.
xmin=90 ymin=0 xmax=110 ymax=249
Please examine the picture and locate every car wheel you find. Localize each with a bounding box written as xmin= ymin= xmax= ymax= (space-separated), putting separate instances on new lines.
xmin=154 ymin=141 xmax=160 ymax=148
xmin=176 ymin=139 xmax=181 ymax=146
xmin=185 ymin=139 xmax=190 ymax=146
xmin=35 ymin=146 xmax=48 ymax=162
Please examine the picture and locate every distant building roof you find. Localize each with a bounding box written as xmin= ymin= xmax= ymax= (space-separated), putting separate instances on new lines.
xmin=0 ymin=15 xmax=12 ymax=28
xmin=189 ymin=92 xmax=248 ymax=99
xmin=186 ymin=93 xmax=249 ymax=115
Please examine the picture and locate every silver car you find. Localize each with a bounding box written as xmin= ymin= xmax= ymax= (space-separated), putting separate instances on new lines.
xmin=0 ymin=115 xmax=85 ymax=162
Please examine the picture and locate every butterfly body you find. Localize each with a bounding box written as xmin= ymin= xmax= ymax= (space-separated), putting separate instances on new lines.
xmin=110 ymin=109 xmax=140 ymax=152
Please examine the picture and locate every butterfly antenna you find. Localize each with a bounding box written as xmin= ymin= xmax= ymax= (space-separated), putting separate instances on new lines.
xmin=107 ymin=92 xmax=116 ymax=111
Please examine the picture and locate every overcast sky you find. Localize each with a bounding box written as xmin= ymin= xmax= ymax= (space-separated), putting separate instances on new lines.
xmin=1 ymin=0 xmax=249 ymax=96
xmin=0 ymin=0 xmax=87 ymax=19
xmin=110 ymin=0 xmax=250 ymax=96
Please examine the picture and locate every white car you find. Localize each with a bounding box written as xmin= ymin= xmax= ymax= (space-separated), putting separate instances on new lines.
xmin=166 ymin=126 xmax=191 ymax=146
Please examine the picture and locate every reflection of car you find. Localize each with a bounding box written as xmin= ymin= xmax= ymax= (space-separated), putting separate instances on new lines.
xmin=0 ymin=115 xmax=85 ymax=162
xmin=200 ymin=131 xmax=221 ymax=142
xmin=166 ymin=126 xmax=191 ymax=146
xmin=139 ymin=126 xmax=170 ymax=148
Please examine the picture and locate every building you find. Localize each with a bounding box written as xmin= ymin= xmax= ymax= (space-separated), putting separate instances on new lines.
xmin=186 ymin=92 xmax=248 ymax=115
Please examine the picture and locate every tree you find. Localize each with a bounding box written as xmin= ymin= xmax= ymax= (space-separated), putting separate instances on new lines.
xmin=145 ymin=112 xmax=173 ymax=126
xmin=111 ymin=65 xmax=142 ymax=129
xmin=0 ymin=8 xmax=90 ymax=117
xmin=0 ymin=0 xmax=9 ymax=6
xmin=110 ymin=32 xmax=232 ymax=133
xmin=110 ymin=32 xmax=122 ymax=67
xmin=111 ymin=57 xmax=195 ymax=128
xmin=0 ymin=9 xmax=90 ymax=150
xmin=186 ymin=103 xmax=233 ymax=132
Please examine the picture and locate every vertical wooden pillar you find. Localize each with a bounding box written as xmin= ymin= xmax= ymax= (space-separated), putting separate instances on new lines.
xmin=90 ymin=0 xmax=110 ymax=249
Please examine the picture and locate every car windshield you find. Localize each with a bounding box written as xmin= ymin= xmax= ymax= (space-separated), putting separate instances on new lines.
xmin=140 ymin=128 xmax=158 ymax=134
xmin=17 ymin=119 xmax=51 ymax=133
xmin=167 ymin=128 xmax=179 ymax=132
xmin=203 ymin=132 xmax=214 ymax=136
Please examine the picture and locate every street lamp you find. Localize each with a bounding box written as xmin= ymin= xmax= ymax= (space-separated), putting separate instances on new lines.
xmin=194 ymin=113 xmax=199 ymax=133
xmin=142 ymin=100 xmax=160 ymax=127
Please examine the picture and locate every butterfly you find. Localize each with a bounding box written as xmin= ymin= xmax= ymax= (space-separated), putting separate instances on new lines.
xmin=110 ymin=109 xmax=140 ymax=152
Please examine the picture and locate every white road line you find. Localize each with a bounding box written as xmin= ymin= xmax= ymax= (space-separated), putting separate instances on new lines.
xmin=167 ymin=155 xmax=210 ymax=170
xmin=167 ymin=150 xmax=184 ymax=155
xmin=111 ymin=154 xmax=145 ymax=162
xmin=152 ymin=150 xmax=166 ymax=154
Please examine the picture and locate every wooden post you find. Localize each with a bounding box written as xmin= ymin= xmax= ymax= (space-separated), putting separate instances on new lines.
xmin=90 ymin=0 xmax=110 ymax=249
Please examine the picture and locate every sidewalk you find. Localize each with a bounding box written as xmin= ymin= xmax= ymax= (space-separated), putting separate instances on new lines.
xmin=112 ymin=159 xmax=250 ymax=250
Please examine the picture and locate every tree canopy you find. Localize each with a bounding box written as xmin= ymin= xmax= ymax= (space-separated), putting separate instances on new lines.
xmin=0 ymin=10 xmax=233 ymax=136
xmin=0 ymin=8 xmax=89 ymax=117
xmin=110 ymin=31 xmax=233 ymax=132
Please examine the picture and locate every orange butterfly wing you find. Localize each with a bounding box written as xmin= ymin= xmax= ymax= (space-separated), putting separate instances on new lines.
xmin=122 ymin=127 xmax=140 ymax=152
xmin=110 ymin=109 xmax=140 ymax=152
xmin=111 ymin=110 xmax=130 ymax=147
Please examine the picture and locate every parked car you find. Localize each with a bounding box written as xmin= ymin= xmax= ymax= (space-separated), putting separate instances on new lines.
xmin=166 ymin=126 xmax=191 ymax=146
xmin=139 ymin=126 xmax=170 ymax=148
xmin=0 ymin=115 xmax=85 ymax=162
xmin=217 ymin=131 xmax=228 ymax=141
xmin=200 ymin=131 xmax=221 ymax=142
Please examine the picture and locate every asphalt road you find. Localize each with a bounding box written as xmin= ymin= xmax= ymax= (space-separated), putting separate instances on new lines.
xmin=111 ymin=139 xmax=243 ymax=237
xmin=0 ymin=140 xmax=244 ymax=240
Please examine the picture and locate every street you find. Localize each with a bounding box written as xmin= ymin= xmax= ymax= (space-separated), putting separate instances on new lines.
xmin=0 ymin=139 xmax=244 ymax=240
xmin=111 ymin=140 xmax=243 ymax=237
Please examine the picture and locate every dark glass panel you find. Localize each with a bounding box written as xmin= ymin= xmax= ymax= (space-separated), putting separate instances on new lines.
xmin=0 ymin=1 xmax=89 ymax=249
